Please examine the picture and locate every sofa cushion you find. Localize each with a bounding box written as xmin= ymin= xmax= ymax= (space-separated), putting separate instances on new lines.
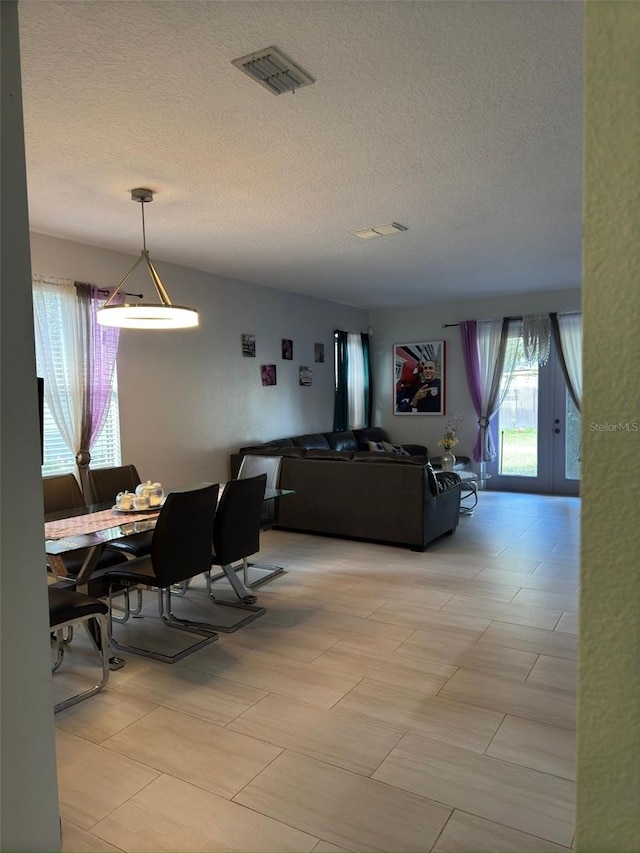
xmin=305 ymin=449 xmax=353 ymax=461
xmin=291 ymin=433 xmax=332 ymax=450
xmin=368 ymin=440 xmax=411 ymax=456
xmin=354 ymin=451 xmax=426 ymax=464
xmin=326 ymin=431 xmax=359 ymax=452
xmin=239 ymin=438 xmax=294 ymax=454
xmin=246 ymin=446 xmax=307 ymax=458
xmin=352 ymin=427 xmax=388 ymax=450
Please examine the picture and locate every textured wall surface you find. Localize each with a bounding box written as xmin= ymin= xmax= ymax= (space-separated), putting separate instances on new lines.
xmin=0 ymin=2 xmax=61 ymax=848
xmin=576 ymin=2 xmax=640 ymax=849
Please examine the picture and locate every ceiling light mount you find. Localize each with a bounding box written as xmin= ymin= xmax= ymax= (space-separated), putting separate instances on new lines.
xmin=97 ymin=188 xmax=199 ymax=330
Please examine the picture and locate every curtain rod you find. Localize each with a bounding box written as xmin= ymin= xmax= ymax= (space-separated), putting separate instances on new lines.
xmin=95 ymin=288 xmax=143 ymax=299
xmin=442 ymin=310 xmax=580 ymax=328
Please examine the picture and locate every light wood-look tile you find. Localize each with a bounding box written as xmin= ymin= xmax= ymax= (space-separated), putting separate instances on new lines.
xmin=229 ymin=692 xmax=404 ymax=775
xmin=55 ymin=686 xmax=157 ymax=745
xmin=440 ymin=668 xmax=576 ymax=730
xmin=414 ymin=575 xmax=522 ymax=603
xmin=346 ymin=577 xmax=462 ymax=607
xmin=103 ymin=706 xmax=282 ymax=798
xmin=286 ymin=587 xmax=390 ymax=618
xmin=395 ymin=631 xmax=537 ymax=681
xmin=486 ymin=715 xmax=576 ymax=780
xmin=368 ymin=600 xmax=492 ymax=638
xmin=312 ymin=843 xmax=350 ymax=853
xmin=311 ymin=643 xmax=455 ymax=690
xmin=287 ymin=608 xmax=416 ymax=643
xmin=220 ymin=623 xmax=340 ymax=662
xmin=55 ymin=729 xmax=160 ymax=830
xmin=180 ymin=648 xmax=363 ymax=708
xmin=92 ymin=773 xmax=318 ymax=852
xmin=234 ymin=750 xmax=452 ymax=852
xmin=527 ymin=655 xmax=577 ymax=691
xmin=475 ymin=567 xmax=578 ymax=595
xmin=432 ymin=810 xmax=571 ymax=851
xmin=373 ymin=734 xmax=575 ymax=846
xmin=112 ymin=661 xmax=268 ymax=725
xmin=334 ymin=678 xmax=504 ymax=753
xmin=478 ymin=621 xmax=578 ymax=661
xmin=511 ymin=588 xmax=579 ymax=612
xmin=441 ymin=594 xmax=562 ymax=630
xmin=533 ymin=562 xmax=580 ymax=579
xmin=61 ymin=819 xmax=123 ymax=852
xmin=555 ymin=611 xmax=578 ymax=634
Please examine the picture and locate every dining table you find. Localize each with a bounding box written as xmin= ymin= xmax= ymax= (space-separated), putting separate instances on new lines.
xmin=44 ymin=483 xmax=293 ymax=667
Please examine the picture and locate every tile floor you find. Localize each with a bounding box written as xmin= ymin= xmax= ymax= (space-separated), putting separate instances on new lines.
xmin=52 ymin=490 xmax=579 ymax=852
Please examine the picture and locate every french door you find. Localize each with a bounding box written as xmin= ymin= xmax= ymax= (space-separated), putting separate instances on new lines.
xmin=487 ymin=344 xmax=580 ymax=496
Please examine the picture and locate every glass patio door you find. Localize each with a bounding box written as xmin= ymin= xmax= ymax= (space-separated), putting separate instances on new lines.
xmin=487 ymin=344 xmax=580 ymax=496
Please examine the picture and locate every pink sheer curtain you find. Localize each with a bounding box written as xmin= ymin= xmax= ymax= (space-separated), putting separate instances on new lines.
xmin=76 ymin=283 xmax=122 ymax=499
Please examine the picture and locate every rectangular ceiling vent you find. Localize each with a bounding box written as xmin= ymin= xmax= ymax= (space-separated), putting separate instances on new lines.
xmin=232 ymin=46 xmax=314 ymax=95
xmin=352 ymin=223 xmax=408 ymax=239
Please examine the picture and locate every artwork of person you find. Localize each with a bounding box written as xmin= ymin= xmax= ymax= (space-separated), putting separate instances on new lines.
xmin=314 ymin=343 xmax=325 ymax=363
xmin=396 ymin=359 xmax=442 ymax=413
xmin=261 ymin=364 xmax=277 ymax=386
xmin=282 ymin=339 xmax=293 ymax=360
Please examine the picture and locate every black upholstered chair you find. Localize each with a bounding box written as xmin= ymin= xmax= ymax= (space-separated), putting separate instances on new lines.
xmin=43 ymin=473 xmax=128 ymax=588
xmin=206 ymin=474 xmax=267 ymax=631
xmin=235 ymin=455 xmax=284 ymax=587
xmin=49 ymin=586 xmax=110 ymax=712
xmin=104 ymin=483 xmax=220 ymax=663
xmin=89 ymin=464 xmax=153 ymax=559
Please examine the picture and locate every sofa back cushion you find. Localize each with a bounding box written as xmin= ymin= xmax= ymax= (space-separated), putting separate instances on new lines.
xmin=326 ymin=431 xmax=359 ymax=452
xmin=353 ymin=451 xmax=426 ymax=464
xmin=291 ymin=433 xmax=332 ymax=450
xmin=305 ymin=449 xmax=353 ymax=461
xmin=352 ymin=427 xmax=388 ymax=450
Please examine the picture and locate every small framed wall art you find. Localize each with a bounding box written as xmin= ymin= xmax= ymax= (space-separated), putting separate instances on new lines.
xmin=261 ymin=364 xmax=277 ymax=386
xmin=393 ymin=340 xmax=446 ymax=415
xmin=282 ymin=339 xmax=293 ymax=360
xmin=299 ymin=366 xmax=312 ymax=386
xmin=314 ymin=343 xmax=325 ymax=363
xmin=241 ymin=334 xmax=256 ymax=357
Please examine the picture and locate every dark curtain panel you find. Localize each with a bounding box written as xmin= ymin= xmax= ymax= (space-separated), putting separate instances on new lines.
xmin=361 ymin=332 xmax=373 ymax=428
xmin=333 ymin=330 xmax=349 ymax=431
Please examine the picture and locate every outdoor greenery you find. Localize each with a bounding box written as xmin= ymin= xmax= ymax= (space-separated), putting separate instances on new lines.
xmin=499 ymin=428 xmax=538 ymax=476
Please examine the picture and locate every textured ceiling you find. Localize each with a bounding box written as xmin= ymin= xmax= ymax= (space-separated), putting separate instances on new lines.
xmin=18 ymin=0 xmax=583 ymax=308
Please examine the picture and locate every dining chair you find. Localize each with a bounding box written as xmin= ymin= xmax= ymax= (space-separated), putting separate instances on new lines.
xmin=236 ymin=454 xmax=284 ymax=587
xmin=88 ymin=464 xmax=153 ymax=560
xmin=104 ymin=483 xmax=220 ymax=663
xmin=43 ymin=473 xmax=128 ymax=584
xmin=49 ymin=586 xmax=110 ymax=713
xmin=205 ymin=474 xmax=267 ymax=632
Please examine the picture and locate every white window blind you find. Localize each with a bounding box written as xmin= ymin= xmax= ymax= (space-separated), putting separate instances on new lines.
xmin=40 ymin=381 xmax=122 ymax=477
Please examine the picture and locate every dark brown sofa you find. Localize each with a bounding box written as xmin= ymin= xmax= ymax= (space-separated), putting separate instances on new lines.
xmin=230 ymin=428 xmax=462 ymax=551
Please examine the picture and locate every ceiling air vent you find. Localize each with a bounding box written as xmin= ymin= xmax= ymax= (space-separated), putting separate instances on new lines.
xmin=232 ymin=46 xmax=314 ymax=95
xmin=352 ymin=223 xmax=408 ymax=239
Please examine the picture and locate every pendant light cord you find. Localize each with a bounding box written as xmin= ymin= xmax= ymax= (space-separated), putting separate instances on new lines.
xmin=140 ymin=198 xmax=147 ymax=252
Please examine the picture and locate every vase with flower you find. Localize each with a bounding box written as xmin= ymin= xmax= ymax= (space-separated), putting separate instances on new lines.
xmin=437 ymin=417 xmax=460 ymax=471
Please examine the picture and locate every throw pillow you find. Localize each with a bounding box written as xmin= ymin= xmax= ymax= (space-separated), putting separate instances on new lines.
xmin=382 ymin=441 xmax=411 ymax=456
xmin=367 ymin=441 xmax=387 ymax=452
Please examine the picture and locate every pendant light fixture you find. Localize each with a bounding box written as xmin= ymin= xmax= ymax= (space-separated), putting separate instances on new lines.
xmin=97 ymin=188 xmax=199 ymax=329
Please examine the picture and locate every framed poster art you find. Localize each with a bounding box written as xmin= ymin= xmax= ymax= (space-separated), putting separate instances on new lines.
xmin=261 ymin=364 xmax=277 ymax=386
xmin=393 ymin=341 xmax=446 ymax=415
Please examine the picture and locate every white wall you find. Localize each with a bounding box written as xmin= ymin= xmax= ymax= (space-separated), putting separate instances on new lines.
xmin=30 ymin=233 xmax=368 ymax=488
xmin=1 ymin=3 xmax=61 ymax=849
xmin=370 ymin=288 xmax=581 ymax=462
